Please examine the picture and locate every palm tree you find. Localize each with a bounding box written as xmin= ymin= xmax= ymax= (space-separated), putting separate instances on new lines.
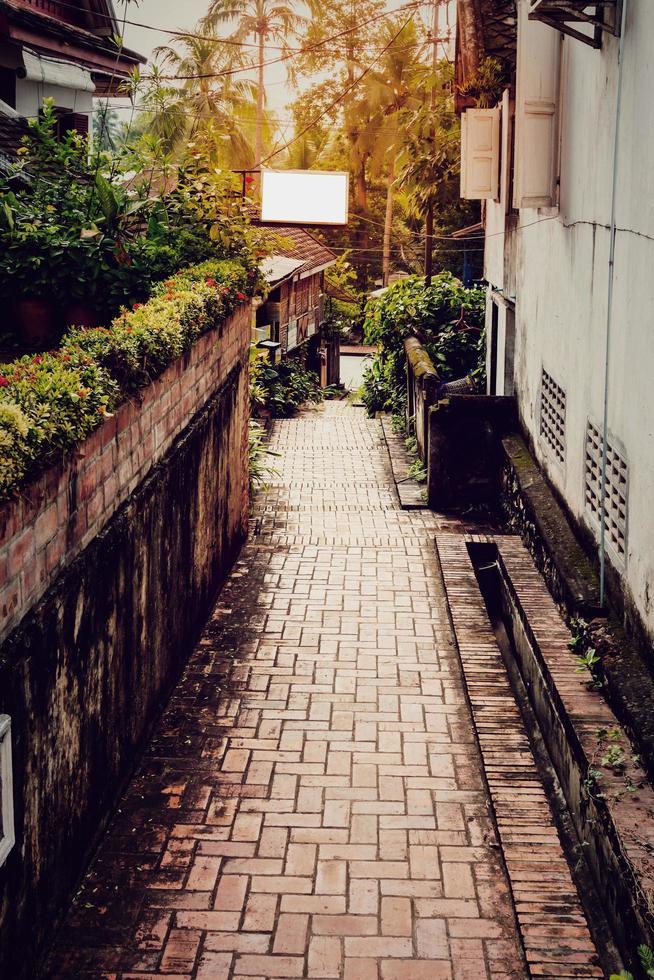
xmin=366 ymin=19 xmax=421 ymax=285
xmin=203 ymin=0 xmax=304 ymax=168
xmin=150 ymin=33 xmax=256 ymax=163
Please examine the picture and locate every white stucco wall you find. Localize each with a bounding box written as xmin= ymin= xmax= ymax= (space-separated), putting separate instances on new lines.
xmin=487 ymin=0 xmax=654 ymax=641
xmin=15 ymin=79 xmax=93 ymax=128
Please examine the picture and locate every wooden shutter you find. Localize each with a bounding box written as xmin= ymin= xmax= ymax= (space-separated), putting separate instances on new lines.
xmin=513 ymin=0 xmax=561 ymax=208
xmin=460 ymin=108 xmax=501 ymax=200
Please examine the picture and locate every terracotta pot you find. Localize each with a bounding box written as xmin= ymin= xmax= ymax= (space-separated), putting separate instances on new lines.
xmin=14 ymin=298 xmax=56 ymax=347
xmin=62 ymin=301 xmax=102 ymax=330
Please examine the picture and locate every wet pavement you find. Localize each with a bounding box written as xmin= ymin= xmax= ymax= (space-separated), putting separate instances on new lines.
xmin=46 ymin=402 xmax=526 ymax=979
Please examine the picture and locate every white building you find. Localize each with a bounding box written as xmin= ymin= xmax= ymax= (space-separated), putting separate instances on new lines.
xmin=458 ymin=0 xmax=654 ymax=647
xmin=0 ymin=0 xmax=144 ymax=148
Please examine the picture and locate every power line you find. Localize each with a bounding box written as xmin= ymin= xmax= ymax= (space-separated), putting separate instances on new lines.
xmin=259 ymin=14 xmax=418 ymax=166
xmin=139 ymin=2 xmax=430 ymax=81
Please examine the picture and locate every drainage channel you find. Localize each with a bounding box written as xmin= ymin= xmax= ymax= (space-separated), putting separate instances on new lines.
xmin=437 ymin=532 xmax=630 ymax=977
xmin=470 ymin=540 xmax=622 ymax=974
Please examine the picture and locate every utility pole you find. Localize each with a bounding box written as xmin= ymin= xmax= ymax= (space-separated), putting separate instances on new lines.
xmin=424 ymin=0 xmax=439 ymax=285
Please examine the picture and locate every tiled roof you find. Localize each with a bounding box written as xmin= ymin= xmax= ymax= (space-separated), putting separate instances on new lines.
xmin=0 ymin=113 xmax=28 ymax=172
xmin=269 ymin=226 xmax=337 ymax=277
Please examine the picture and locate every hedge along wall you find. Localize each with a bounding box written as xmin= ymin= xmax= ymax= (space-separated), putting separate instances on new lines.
xmin=0 ymin=302 xmax=251 ymax=978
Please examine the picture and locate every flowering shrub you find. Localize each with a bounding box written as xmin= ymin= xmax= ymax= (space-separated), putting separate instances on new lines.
xmin=0 ymin=352 xmax=118 ymax=496
xmin=0 ymin=103 xmax=270 ymax=322
xmin=0 ymin=259 xmax=257 ymax=498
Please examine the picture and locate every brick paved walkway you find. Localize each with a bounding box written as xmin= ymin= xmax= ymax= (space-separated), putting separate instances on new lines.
xmin=47 ymin=403 xmax=526 ymax=980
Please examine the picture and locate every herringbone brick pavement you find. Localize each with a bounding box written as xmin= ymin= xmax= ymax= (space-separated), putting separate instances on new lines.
xmin=46 ymin=403 xmax=526 ymax=979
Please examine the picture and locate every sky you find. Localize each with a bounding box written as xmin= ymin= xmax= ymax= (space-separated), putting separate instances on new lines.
xmin=115 ymin=0 xmax=455 ymax=125
xmin=119 ymin=0 xmax=305 ymax=119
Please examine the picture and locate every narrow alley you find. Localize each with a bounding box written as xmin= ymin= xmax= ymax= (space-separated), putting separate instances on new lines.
xmin=46 ymin=403 xmax=528 ymax=979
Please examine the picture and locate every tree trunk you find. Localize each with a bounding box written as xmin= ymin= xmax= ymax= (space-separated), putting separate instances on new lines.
xmin=382 ymin=153 xmax=396 ymax=287
xmin=457 ymin=0 xmax=484 ymax=83
xmin=424 ymin=202 xmax=434 ymax=286
xmin=256 ymin=31 xmax=265 ymax=168
xmin=354 ymin=162 xmax=368 ymax=212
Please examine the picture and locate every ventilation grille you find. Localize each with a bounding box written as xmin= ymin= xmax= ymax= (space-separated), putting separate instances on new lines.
xmin=540 ymin=369 xmax=566 ymax=463
xmin=585 ymin=421 xmax=628 ymax=561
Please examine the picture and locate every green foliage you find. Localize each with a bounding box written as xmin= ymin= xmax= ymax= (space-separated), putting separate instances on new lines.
xmin=361 ymin=273 xmax=486 ymax=417
xmin=360 ymin=352 xmax=404 ymax=416
xmin=0 ymin=259 xmax=256 ymax=499
xmin=457 ymin=57 xmax=509 ymax=109
xmin=0 ymin=351 xmax=118 ymax=497
xmin=250 ymin=352 xmax=324 ymax=418
xmin=64 ymin=261 xmax=256 ymax=392
xmin=0 ymin=103 xmax=265 ymax=323
xmin=248 ymin=420 xmax=280 ymax=492
xmin=610 ymin=945 xmax=654 ymax=980
xmin=574 ymin=648 xmax=601 ymax=674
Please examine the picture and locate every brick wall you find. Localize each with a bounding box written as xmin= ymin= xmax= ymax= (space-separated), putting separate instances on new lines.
xmin=0 ymin=302 xmax=252 ymax=978
xmin=0 ymin=303 xmax=251 ymax=645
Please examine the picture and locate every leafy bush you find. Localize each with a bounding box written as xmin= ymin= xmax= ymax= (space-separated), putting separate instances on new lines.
xmin=250 ymin=352 xmax=324 ymax=418
xmin=248 ymin=420 xmax=280 ymax=492
xmin=0 ymin=102 xmax=267 ymax=323
xmin=0 ymin=351 xmax=118 ymax=496
xmin=362 ymin=273 xmax=485 ymax=417
xmin=64 ymin=260 xmax=259 ymax=392
xmin=0 ymin=259 xmax=256 ymax=499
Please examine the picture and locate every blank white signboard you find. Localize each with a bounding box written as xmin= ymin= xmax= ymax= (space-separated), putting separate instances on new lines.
xmin=261 ymin=170 xmax=349 ymax=226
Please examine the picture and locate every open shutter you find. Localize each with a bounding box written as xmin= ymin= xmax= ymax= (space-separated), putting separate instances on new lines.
xmin=460 ymin=108 xmax=500 ymax=200
xmin=513 ymin=0 xmax=561 ymax=208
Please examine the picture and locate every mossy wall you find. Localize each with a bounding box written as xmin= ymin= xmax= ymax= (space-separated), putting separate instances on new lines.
xmin=0 ymin=358 xmax=249 ymax=978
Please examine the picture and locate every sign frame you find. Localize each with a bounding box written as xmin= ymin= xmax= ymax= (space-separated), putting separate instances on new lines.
xmin=260 ymin=169 xmax=350 ymax=228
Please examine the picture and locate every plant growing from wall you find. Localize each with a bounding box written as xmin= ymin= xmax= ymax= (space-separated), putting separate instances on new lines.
xmin=457 ymin=57 xmax=509 ymax=108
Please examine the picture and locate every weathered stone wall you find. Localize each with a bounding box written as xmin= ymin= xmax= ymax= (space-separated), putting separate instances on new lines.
xmin=404 ymin=337 xmax=438 ymax=469
xmin=0 ymin=306 xmax=251 ymax=978
xmin=427 ymin=395 xmax=516 ymax=511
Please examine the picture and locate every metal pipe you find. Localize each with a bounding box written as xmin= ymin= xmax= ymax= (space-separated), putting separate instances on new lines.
xmin=599 ymin=0 xmax=629 ymax=607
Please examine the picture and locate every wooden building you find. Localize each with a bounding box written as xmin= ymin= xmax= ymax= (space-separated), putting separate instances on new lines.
xmin=0 ymin=0 xmax=144 ymax=144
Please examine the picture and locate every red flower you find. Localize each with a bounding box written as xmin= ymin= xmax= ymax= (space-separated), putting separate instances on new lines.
xmin=33 ymin=354 xmax=44 ymax=364
xmin=206 ymin=278 xmax=217 ymax=287
xmin=236 ymin=292 xmax=246 ymax=300
xmin=133 ymin=303 xmax=142 ymax=311
xmin=0 ymin=376 xmax=9 ymax=387
xmin=245 ymin=175 xmax=255 ymax=185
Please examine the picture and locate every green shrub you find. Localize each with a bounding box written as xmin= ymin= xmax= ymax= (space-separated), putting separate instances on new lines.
xmin=0 ymin=258 xmax=257 ymax=499
xmin=0 ymin=102 xmax=268 ymax=323
xmin=251 ymin=352 xmax=324 ymax=418
xmin=0 ymin=350 xmax=118 ymax=495
xmin=362 ymin=273 xmax=486 ymax=417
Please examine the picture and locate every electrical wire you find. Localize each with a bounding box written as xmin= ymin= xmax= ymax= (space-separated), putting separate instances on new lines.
xmin=37 ymin=0 xmax=416 ymax=54
xmin=138 ymin=2 xmax=430 ymax=81
xmin=259 ymin=13 xmax=418 ymax=166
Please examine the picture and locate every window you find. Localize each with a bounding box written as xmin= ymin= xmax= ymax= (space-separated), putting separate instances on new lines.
xmin=585 ymin=420 xmax=628 ymax=562
xmin=0 ymin=68 xmax=16 ymax=109
xmin=0 ymin=715 xmax=15 ymax=867
xmin=513 ymin=0 xmax=561 ymax=208
xmin=540 ymin=368 xmax=566 ymax=462
xmin=460 ymin=107 xmax=500 ymax=200
xmin=287 ymin=318 xmax=298 ymax=351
